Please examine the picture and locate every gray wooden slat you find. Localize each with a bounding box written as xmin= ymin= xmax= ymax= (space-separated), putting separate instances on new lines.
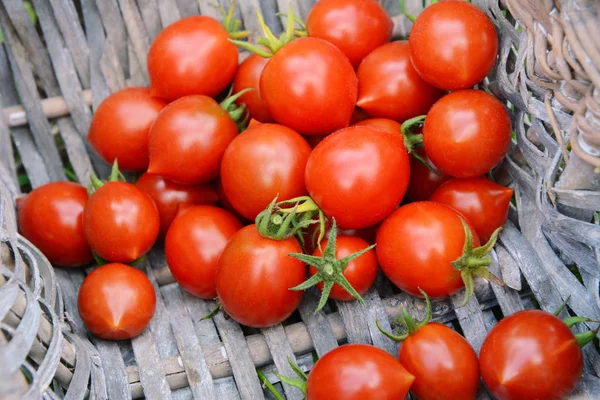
xmin=175 ymin=0 xmax=199 ymax=17
xmin=196 ymin=0 xmax=224 ymax=20
xmin=101 ymin=39 xmax=128 ymax=93
xmin=117 ymin=0 xmax=151 ymax=81
xmin=492 ymin=248 xmax=526 ymax=315
xmin=0 ymin=97 xmax=19 ymax=196
xmin=450 ymin=288 xmax=489 ymax=354
xmin=363 ymin=287 xmax=398 ymax=355
xmin=336 ymin=300 xmax=372 ymax=344
xmin=127 ymin=42 xmax=148 ymax=86
xmin=495 ymin=242 xmax=522 ymax=290
xmin=157 ymin=0 xmax=181 ymax=27
xmin=55 ymin=118 xmax=94 ymax=187
xmin=297 ymin=291 xmax=338 ymax=357
xmin=261 ymin=325 xmax=303 ymax=400
xmin=295 ymin=0 xmax=314 ymax=20
xmin=236 ymin=0 xmax=261 ymax=40
xmin=9 ymin=128 xmax=51 ymax=188
xmin=96 ymin=0 xmax=129 ymax=72
xmin=136 ymin=0 xmax=163 ymax=41
xmin=274 ymin=0 xmax=300 ymax=27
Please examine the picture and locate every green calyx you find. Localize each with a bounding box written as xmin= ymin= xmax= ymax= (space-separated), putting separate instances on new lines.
xmin=377 ymin=288 xmax=431 ymax=341
xmin=256 ymin=195 xmax=325 ymax=243
xmin=451 ymin=218 xmax=504 ymax=307
xmin=272 ymin=357 xmax=308 ymax=397
xmin=220 ymin=88 xmax=253 ymax=131
xmin=87 ymin=160 xmax=125 ymax=196
xmin=215 ymin=0 xmax=251 ymax=40
xmin=401 ymin=115 xmax=439 ymax=174
xmin=553 ymin=296 xmax=599 ymax=348
xmin=287 ymin=220 xmax=375 ymax=314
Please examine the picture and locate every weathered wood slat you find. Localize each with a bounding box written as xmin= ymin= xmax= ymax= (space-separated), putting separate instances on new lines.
xmin=297 ymin=292 xmax=338 ymax=357
xmin=336 ymin=300 xmax=372 ymax=344
xmin=176 ymin=0 xmax=200 ymax=17
xmin=137 ymin=0 xmax=163 ymax=41
xmin=450 ymin=290 xmax=489 ymax=354
xmin=261 ymin=325 xmax=303 ymax=400
xmin=492 ymin=249 xmax=526 ymax=314
xmin=157 ymin=0 xmax=182 ymax=27
xmin=363 ymin=287 xmax=398 ymax=355
xmin=117 ymin=0 xmax=151 ymax=82
xmin=96 ymin=0 xmax=130 ymax=72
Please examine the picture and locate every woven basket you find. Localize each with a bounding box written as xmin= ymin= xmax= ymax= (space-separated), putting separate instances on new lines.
xmin=1 ymin=0 xmax=599 ymax=399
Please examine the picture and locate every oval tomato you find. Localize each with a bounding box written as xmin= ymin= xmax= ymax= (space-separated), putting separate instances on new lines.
xmin=306 ymin=0 xmax=392 ymax=69
xmin=220 ymin=123 xmax=311 ymax=220
xmin=355 ymin=118 xmax=402 ymax=134
xmin=409 ymin=1 xmax=498 ymax=90
xmin=87 ymin=87 xmax=167 ymax=171
xmin=260 ymin=37 xmax=357 ymax=135
xmin=78 ymin=263 xmax=156 ymax=340
xmin=84 ymin=182 xmax=159 ymax=262
xmin=135 ymin=173 xmax=218 ymax=239
xmin=216 ymin=225 xmax=305 ymax=327
xmin=306 ymin=125 xmax=410 ymax=229
xmin=356 ymin=41 xmax=443 ymax=122
xmin=18 ymin=182 xmax=92 ymax=267
xmin=232 ymin=54 xmax=273 ymax=123
xmin=406 ymin=147 xmax=451 ymax=201
xmin=148 ymin=95 xmax=238 ymax=185
xmin=148 ymin=16 xmax=238 ymax=101
xmin=165 ymin=206 xmax=242 ymax=299
xmin=423 ymin=90 xmax=511 ymax=178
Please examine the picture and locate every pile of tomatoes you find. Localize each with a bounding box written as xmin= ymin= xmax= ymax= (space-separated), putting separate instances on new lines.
xmin=15 ymin=0 xmax=595 ymax=399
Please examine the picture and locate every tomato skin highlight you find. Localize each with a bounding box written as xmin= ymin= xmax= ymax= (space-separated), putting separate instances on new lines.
xmin=306 ymin=344 xmax=415 ymax=399
xmin=78 ymin=263 xmax=156 ymax=340
xmin=306 ymin=125 xmax=410 ymax=229
xmin=220 ymin=123 xmax=311 ymax=220
xmin=260 ymin=37 xmax=357 ymax=135
xmin=306 ymin=0 xmax=392 ymax=69
xmin=423 ymin=90 xmax=511 ymax=178
xmin=409 ymin=1 xmax=498 ymax=90
xmin=148 ymin=95 xmax=239 ymax=185
xmin=357 ymin=41 xmax=443 ymax=122
xmin=232 ymin=54 xmax=273 ymax=123
xmin=87 ymin=87 xmax=167 ymax=171
xmin=216 ymin=225 xmax=305 ymax=328
xmin=148 ymin=16 xmax=238 ymax=101
xmin=406 ymin=147 xmax=451 ymax=201
xmin=84 ymin=182 xmax=160 ymax=263
xmin=480 ymin=310 xmax=583 ymax=400
xmin=355 ymin=118 xmax=402 ymax=134
xmin=18 ymin=182 xmax=92 ymax=267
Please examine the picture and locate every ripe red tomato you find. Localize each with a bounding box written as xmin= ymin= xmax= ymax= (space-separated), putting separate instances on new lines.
xmin=165 ymin=206 xmax=242 ymax=299
xmin=260 ymin=37 xmax=357 ymax=135
xmin=430 ymin=177 xmax=513 ymax=242
xmin=423 ymin=90 xmax=511 ymax=178
xmin=213 ymin=177 xmax=249 ymax=223
xmin=78 ymin=263 xmax=156 ymax=340
xmin=306 ymin=125 xmax=410 ymax=229
xmin=409 ymin=1 xmax=498 ymax=90
xmin=220 ymin=123 xmax=311 ymax=220
xmin=148 ymin=16 xmax=238 ymax=101
xmin=17 ymin=182 xmax=92 ymax=267
xmin=216 ymin=225 xmax=305 ymax=327
xmin=356 ymin=41 xmax=443 ymax=122
xmin=480 ymin=310 xmax=583 ymax=400
xmin=87 ymin=87 xmax=167 ymax=171
xmin=84 ymin=182 xmax=159 ymax=262
xmin=232 ymin=54 xmax=273 ymax=123
xmin=406 ymin=147 xmax=451 ymax=201
xmin=147 ymin=95 xmax=238 ymax=185
xmin=135 ymin=173 xmax=218 ymax=239
xmin=376 ymin=202 xmax=480 ymax=298
xmin=306 ymin=0 xmax=392 ymax=69
xmin=306 ymin=344 xmax=414 ymax=399
xmin=355 ymin=118 xmax=402 ymax=134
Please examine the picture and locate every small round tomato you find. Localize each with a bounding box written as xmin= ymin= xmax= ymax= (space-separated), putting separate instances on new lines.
xmin=355 ymin=118 xmax=402 ymax=134
xmin=430 ymin=177 xmax=513 ymax=242
xmin=135 ymin=173 xmax=218 ymax=239
xmin=232 ymin=54 xmax=273 ymax=123
xmin=406 ymin=147 xmax=451 ymax=201
xmin=165 ymin=206 xmax=242 ymax=299
xmin=87 ymin=88 xmax=167 ymax=171
xmin=84 ymin=182 xmax=159 ymax=262
xmin=17 ymin=182 xmax=92 ymax=267
xmin=356 ymin=41 xmax=443 ymax=122
xmin=423 ymin=90 xmax=511 ymax=178
xmin=306 ymin=0 xmax=392 ymax=69
xmin=306 ymin=344 xmax=414 ymax=399
xmin=220 ymin=124 xmax=311 ymax=220
xmin=148 ymin=95 xmax=238 ymax=185
xmin=216 ymin=225 xmax=305 ymax=327
xmin=306 ymin=125 xmax=410 ymax=229
xmin=148 ymin=16 xmax=238 ymax=101
xmin=480 ymin=310 xmax=583 ymax=400
xmin=213 ymin=178 xmax=248 ymax=223
xmin=78 ymin=263 xmax=156 ymax=340
xmin=260 ymin=37 xmax=357 ymax=135
xmin=409 ymin=1 xmax=498 ymax=90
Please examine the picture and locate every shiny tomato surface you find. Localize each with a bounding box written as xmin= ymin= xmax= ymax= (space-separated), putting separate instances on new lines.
xmin=232 ymin=54 xmax=273 ymax=123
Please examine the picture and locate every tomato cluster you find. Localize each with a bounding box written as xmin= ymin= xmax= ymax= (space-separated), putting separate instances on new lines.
xmin=14 ymin=1 xmax=593 ymax=399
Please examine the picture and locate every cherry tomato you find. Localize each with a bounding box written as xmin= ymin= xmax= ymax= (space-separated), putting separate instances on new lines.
xmin=216 ymin=225 xmax=305 ymax=327
xmin=409 ymin=1 xmax=498 ymax=90
xmin=423 ymin=90 xmax=511 ymax=178
xmin=165 ymin=206 xmax=242 ymax=299
xmin=305 ymin=219 xmax=379 ymax=254
xmin=260 ymin=37 xmax=357 ymax=135
xmin=306 ymin=0 xmax=392 ymax=69
xmin=78 ymin=263 xmax=156 ymax=340
xmin=480 ymin=310 xmax=583 ymax=400
xmin=17 ymin=182 xmax=92 ymax=267
xmin=355 ymin=118 xmax=402 ymax=134
xmin=87 ymin=88 xmax=167 ymax=171
xmin=306 ymin=125 xmax=410 ymax=229
xmin=232 ymin=54 xmax=273 ymax=123
xmin=356 ymin=41 xmax=443 ymax=122
xmin=213 ymin=177 xmax=249 ymax=223
xmin=430 ymin=177 xmax=513 ymax=242
xmin=306 ymin=344 xmax=414 ymax=399
xmin=220 ymin=124 xmax=311 ymax=220
xmin=148 ymin=16 xmax=237 ymax=101
xmin=135 ymin=173 xmax=218 ymax=239
xmin=84 ymin=182 xmax=160 ymax=262
xmin=406 ymin=147 xmax=451 ymax=201
xmin=148 ymin=95 xmax=238 ymax=185
xmin=376 ymin=202 xmax=480 ymax=298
